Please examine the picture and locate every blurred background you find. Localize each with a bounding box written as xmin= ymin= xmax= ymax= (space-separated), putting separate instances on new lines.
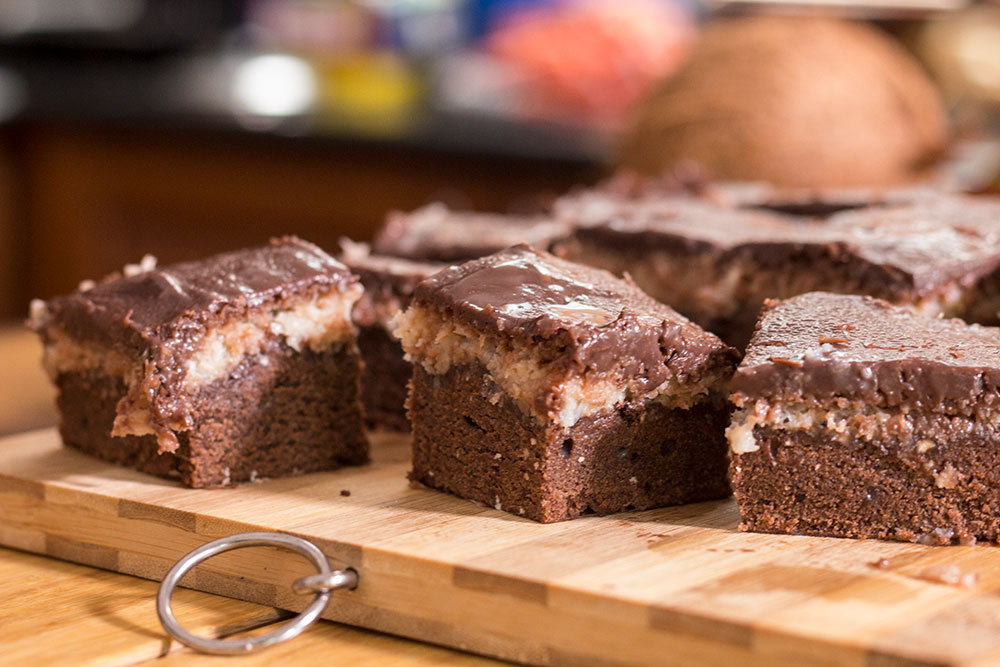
xmin=0 ymin=0 xmax=999 ymax=323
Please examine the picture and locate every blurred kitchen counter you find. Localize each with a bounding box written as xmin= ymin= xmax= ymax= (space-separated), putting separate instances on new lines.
xmin=0 ymin=50 xmax=607 ymax=319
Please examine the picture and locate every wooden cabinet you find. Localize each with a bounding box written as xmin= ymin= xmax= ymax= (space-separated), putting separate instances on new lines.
xmin=5 ymin=121 xmax=599 ymax=316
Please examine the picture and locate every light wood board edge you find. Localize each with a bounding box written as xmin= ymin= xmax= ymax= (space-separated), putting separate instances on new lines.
xmin=1 ymin=469 xmax=961 ymax=667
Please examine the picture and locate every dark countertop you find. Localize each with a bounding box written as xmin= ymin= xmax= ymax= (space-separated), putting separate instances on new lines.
xmin=0 ymin=46 xmax=611 ymax=165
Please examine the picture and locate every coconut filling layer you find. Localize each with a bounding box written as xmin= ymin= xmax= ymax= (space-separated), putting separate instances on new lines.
xmin=395 ymin=303 xmax=727 ymax=429
xmin=39 ymin=284 xmax=362 ymax=451
xmin=727 ymin=399 xmax=1000 ymax=455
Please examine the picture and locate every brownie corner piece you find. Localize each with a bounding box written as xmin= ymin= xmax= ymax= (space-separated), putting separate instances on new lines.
xmin=30 ymin=236 xmax=369 ymax=487
xmin=728 ymin=291 xmax=1000 ymax=544
xmin=396 ymin=244 xmax=738 ymax=522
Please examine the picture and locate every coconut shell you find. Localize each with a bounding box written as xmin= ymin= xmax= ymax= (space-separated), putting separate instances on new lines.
xmin=619 ymin=17 xmax=948 ymax=188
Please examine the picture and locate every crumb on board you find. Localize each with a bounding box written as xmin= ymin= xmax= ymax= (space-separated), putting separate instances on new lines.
xmin=915 ymin=564 xmax=978 ymax=588
xmin=340 ymin=489 xmax=351 ymax=497
xmin=869 ymin=558 xmax=891 ymax=569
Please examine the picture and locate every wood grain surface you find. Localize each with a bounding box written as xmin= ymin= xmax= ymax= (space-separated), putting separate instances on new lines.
xmin=3 ymin=427 xmax=1000 ymax=666
xmin=0 ymin=546 xmax=285 ymax=666
xmin=0 ymin=547 xmax=500 ymax=667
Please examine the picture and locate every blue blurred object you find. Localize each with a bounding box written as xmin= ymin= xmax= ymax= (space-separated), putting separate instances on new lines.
xmin=468 ymin=0 xmax=556 ymax=38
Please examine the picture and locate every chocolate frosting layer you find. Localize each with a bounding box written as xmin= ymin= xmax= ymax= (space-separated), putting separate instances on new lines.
xmin=553 ymin=168 xmax=949 ymax=225
xmin=564 ymin=194 xmax=1000 ymax=298
xmin=413 ymin=244 xmax=737 ymax=390
xmin=39 ymin=236 xmax=354 ymax=349
xmin=373 ymin=202 xmax=569 ymax=262
xmin=34 ymin=236 xmax=357 ymax=444
xmin=733 ymin=292 xmax=1000 ymax=410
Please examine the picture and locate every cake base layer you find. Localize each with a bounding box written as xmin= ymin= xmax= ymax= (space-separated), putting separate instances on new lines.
xmin=357 ymin=325 xmax=411 ymax=432
xmin=56 ymin=340 xmax=369 ymax=487
xmin=409 ymin=363 xmax=731 ymax=523
xmin=732 ymin=425 xmax=1000 ymax=544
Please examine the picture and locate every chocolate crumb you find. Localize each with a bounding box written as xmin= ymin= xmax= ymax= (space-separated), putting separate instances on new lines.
xmin=818 ymin=336 xmax=850 ymax=345
xmin=870 ymin=558 xmax=891 ymax=569
xmin=769 ymin=356 xmax=804 ymax=367
xmin=916 ymin=564 xmax=978 ymax=588
xmin=953 ymin=224 xmax=982 ymax=237
xmin=340 ymin=489 xmax=351 ymax=497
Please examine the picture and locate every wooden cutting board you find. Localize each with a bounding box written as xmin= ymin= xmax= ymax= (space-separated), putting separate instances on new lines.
xmin=3 ymin=428 xmax=1000 ymax=666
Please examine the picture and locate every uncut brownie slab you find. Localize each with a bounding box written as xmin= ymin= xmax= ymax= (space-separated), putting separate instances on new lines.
xmin=340 ymin=239 xmax=444 ymax=431
xmin=395 ymin=244 xmax=738 ymax=523
xmin=554 ymin=192 xmax=1000 ymax=348
xmin=373 ymin=202 xmax=570 ymax=262
xmin=728 ymin=291 xmax=1000 ymax=544
xmin=29 ymin=237 xmax=369 ymax=487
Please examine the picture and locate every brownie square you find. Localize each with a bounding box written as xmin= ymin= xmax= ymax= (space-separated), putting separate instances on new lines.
xmin=395 ymin=244 xmax=738 ymax=522
xmin=554 ymin=189 xmax=1000 ymax=348
xmin=30 ymin=237 xmax=369 ymax=487
xmin=372 ymin=202 xmax=570 ymax=262
xmin=729 ymin=291 xmax=1000 ymax=544
xmin=339 ymin=240 xmax=444 ymax=431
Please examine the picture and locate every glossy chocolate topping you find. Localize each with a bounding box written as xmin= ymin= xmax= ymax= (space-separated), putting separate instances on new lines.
xmin=733 ymin=292 xmax=1000 ymax=410
xmin=413 ymin=244 xmax=737 ymax=387
xmin=373 ymin=202 xmax=569 ymax=262
xmin=567 ymin=195 xmax=1000 ymax=297
xmin=39 ymin=236 xmax=355 ymax=351
xmin=823 ymin=196 xmax=1000 ymax=292
xmin=553 ymin=168 xmax=948 ymax=225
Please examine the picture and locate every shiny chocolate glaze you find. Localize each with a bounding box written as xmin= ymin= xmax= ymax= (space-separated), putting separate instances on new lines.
xmin=733 ymin=292 xmax=1000 ymax=410
xmin=412 ymin=244 xmax=738 ymax=391
xmin=564 ymin=195 xmax=1000 ymax=299
xmin=373 ymin=203 xmax=569 ymax=263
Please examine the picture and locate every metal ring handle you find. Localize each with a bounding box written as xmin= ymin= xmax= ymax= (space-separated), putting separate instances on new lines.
xmin=156 ymin=531 xmax=358 ymax=655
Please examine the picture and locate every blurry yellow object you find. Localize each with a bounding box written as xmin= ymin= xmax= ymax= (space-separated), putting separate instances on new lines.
xmin=313 ymin=52 xmax=423 ymax=135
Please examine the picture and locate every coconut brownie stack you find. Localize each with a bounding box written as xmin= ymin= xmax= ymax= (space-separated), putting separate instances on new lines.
xmin=30 ymin=237 xmax=369 ymax=487
xmin=729 ymin=292 xmax=1000 ymax=544
xmin=395 ymin=244 xmax=738 ymax=522
xmin=347 ymin=203 xmax=574 ymax=430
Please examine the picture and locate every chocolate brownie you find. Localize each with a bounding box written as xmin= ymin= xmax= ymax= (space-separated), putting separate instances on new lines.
xmin=339 ymin=239 xmax=444 ymax=431
xmin=553 ymin=191 xmax=1000 ymax=348
xmin=395 ymin=244 xmax=738 ymax=522
xmin=552 ymin=168 xmax=947 ymax=224
xmin=372 ymin=202 xmax=570 ymax=262
xmin=728 ymin=291 xmax=1000 ymax=544
xmin=29 ymin=237 xmax=369 ymax=487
